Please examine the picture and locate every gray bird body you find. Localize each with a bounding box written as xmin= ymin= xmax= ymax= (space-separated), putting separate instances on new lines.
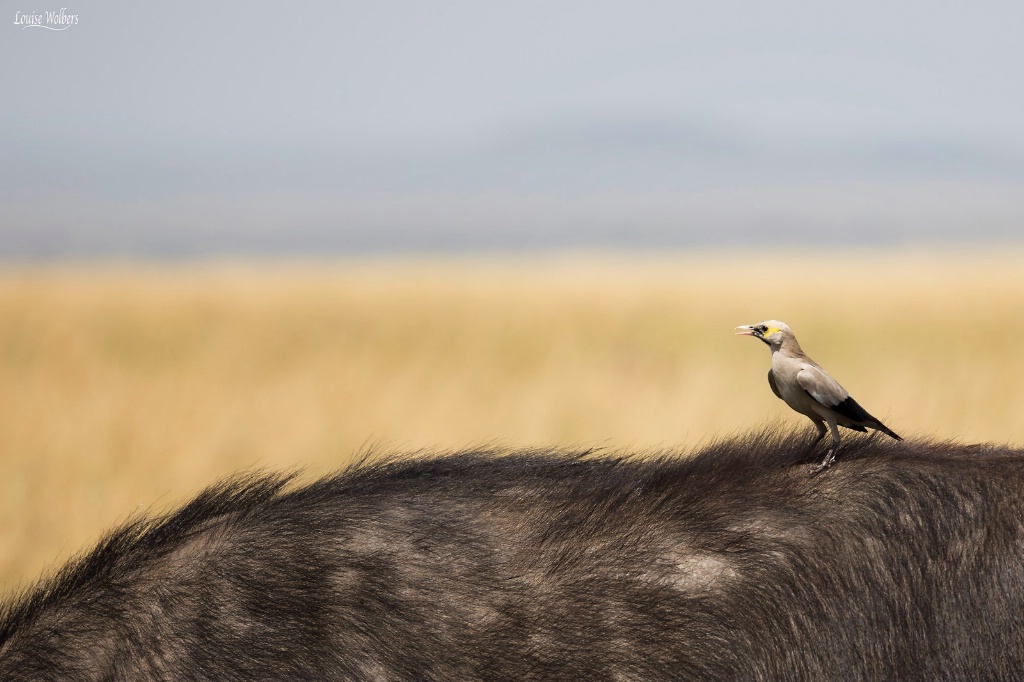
xmin=737 ymin=320 xmax=901 ymax=471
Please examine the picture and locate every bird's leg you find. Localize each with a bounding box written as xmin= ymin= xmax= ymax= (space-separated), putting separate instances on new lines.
xmin=809 ymin=420 xmax=827 ymax=448
xmin=809 ymin=419 xmax=842 ymax=475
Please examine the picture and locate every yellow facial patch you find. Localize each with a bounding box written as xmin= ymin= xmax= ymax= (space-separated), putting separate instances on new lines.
xmin=765 ymin=326 xmax=780 ymax=338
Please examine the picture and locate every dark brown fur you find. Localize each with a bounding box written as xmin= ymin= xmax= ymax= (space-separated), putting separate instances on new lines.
xmin=2 ymin=428 xmax=1023 ymax=680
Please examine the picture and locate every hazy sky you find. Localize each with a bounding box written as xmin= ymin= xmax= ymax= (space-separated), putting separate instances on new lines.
xmin=3 ymin=1 xmax=1022 ymax=257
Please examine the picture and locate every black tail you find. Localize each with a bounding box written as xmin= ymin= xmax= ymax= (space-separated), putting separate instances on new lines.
xmin=833 ymin=396 xmax=901 ymax=441
xmin=874 ymin=421 xmax=902 ymax=441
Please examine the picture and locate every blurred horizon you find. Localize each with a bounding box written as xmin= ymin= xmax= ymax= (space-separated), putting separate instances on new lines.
xmin=3 ymin=1 xmax=1023 ymax=259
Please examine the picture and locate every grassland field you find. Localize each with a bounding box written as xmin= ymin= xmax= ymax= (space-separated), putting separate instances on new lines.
xmin=2 ymin=250 xmax=1024 ymax=592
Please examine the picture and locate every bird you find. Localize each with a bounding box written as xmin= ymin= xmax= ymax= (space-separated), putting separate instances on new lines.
xmin=736 ymin=320 xmax=901 ymax=472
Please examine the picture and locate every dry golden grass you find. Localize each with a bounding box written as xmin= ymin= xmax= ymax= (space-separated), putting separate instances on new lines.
xmin=2 ymin=250 xmax=1024 ymax=592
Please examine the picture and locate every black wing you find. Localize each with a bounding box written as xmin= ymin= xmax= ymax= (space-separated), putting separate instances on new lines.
xmin=767 ymin=370 xmax=783 ymax=400
xmin=831 ymin=395 xmax=875 ymax=424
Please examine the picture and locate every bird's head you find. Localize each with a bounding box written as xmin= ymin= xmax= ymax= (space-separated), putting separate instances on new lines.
xmin=735 ymin=320 xmax=791 ymax=349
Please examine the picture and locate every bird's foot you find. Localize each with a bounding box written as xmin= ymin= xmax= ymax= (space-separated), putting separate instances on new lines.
xmin=808 ymin=449 xmax=836 ymax=476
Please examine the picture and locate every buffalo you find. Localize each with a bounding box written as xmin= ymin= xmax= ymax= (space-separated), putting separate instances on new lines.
xmin=2 ymin=429 xmax=1023 ymax=680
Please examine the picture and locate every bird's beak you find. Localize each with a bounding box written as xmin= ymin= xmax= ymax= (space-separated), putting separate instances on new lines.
xmin=735 ymin=325 xmax=756 ymax=336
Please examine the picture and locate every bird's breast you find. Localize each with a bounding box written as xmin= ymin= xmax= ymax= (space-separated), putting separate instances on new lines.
xmin=770 ymin=360 xmax=820 ymax=418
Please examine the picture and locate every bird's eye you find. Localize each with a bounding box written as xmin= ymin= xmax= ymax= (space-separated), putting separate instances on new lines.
xmin=756 ymin=325 xmax=767 ymax=333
